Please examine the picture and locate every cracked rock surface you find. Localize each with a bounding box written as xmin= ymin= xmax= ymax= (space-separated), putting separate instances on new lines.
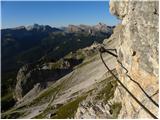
xmin=105 ymin=0 xmax=159 ymax=118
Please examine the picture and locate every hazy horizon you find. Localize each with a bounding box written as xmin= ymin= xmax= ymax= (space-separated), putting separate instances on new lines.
xmin=2 ymin=22 xmax=117 ymax=29
xmin=2 ymin=1 xmax=120 ymax=29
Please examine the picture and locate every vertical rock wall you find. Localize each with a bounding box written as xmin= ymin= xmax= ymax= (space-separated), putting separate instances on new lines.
xmin=109 ymin=0 xmax=159 ymax=118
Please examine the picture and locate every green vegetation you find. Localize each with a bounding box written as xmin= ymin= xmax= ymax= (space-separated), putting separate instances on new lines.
xmin=76 ymin=51 xmax=86 ymax=60
xmin=33 ymin=95 xmax=86 ymax=119
xmin=51 ymin=95 xmax=87 ymax=119
xmin=110 ymin=102 xmax=122 ymax=118
xmin=28 ymin=83 xmax=62 ymax=107
xmin=2 ymin=76 xmax=69 ymax=119
xmin=64 ymin=50 xmax=85 ymax=60
xmin=48 ymin=60 xmax=64 ymax=69
xmin=94 ymin=74 xmax=121 ymax=119
xmin=1 ymin=92 xmax=13 ymax=102
xmin=95 ymin=76 xmax=117 ymax=102
xmin=39 ymin=75 xmax=90 ymax=119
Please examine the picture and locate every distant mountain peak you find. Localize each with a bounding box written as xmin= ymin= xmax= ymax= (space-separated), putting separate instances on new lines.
xmin=26 ymin=24 xmax=52 ymax=31
xmin=65 ymin=23 xmax=113 ymax=34
xmin=11 ymin=26 xmax=26 ymax=30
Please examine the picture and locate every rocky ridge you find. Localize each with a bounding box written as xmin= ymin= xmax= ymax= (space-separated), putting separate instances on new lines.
xmin=62 ymin=22 xmax=114 ymax=36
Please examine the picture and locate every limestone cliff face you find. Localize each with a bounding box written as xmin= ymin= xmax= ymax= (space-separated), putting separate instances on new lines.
xmin=108 ymin=0 xmax=159 ymax=118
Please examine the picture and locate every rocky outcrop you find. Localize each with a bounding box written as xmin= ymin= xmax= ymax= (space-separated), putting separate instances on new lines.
xmin=106 ymin=0 xmax=159 ymax=118
xmin=74 ymin=72 xmax=121 ymax=119
xmin=14 ymin=61 xmax=70 ymax=101
xmin=15 ymin=64 xmax=33 ymax=101
xmin=14 ymin=56 xmax=84 ymax=102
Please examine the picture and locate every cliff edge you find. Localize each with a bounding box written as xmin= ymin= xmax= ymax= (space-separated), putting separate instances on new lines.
xmin=107 ymin=0 xmax=159 ymax=118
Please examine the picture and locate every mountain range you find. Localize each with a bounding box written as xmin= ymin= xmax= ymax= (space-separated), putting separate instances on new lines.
xmin=1 ymin=23 xmax=114 ymax=113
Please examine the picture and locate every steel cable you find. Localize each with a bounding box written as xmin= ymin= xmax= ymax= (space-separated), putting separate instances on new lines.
xmin=99 ymin=47 xmax=159 ymax=107
xmin=99 ymin=49 xmax=158 ymax=119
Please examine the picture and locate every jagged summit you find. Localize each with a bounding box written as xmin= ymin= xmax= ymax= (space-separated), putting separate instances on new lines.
xmin=3 ymin=23 xmax=114 ymax=32
xmin=3 ymin=23 xmax=61 ymax=33
xmin=65 ymin=23 xmax=114 ymax=35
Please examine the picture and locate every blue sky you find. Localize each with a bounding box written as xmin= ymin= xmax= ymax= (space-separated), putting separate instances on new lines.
xmin=1 ymin=1 xmax=120 ymax=28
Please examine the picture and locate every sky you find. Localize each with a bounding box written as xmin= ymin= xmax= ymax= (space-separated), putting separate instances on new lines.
xmin=1 ymin=1 xmax=120 ymax=28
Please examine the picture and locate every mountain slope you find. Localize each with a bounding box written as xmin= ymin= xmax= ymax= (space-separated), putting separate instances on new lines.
xmin=2 ymin=37 xmax=120 ymax=119
xmin=1 ymin=23 xmax=114 ymax=112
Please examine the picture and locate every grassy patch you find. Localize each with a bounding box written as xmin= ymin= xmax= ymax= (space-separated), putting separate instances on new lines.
xmin=28 ymin=83 xmax=62 ymax=107
xmin=95 ymin=76 xmax=117 ymax=102
xmin=110 ymin=102 xmax=122 ymax=119
xmin=48 ymin=60 xmax=63 ymax=69
xmin=51 ymin=95 xmax=87 ymax=119
xmin=64 ymin=50 xmax=85 ymax=60
xmin=1 ymin=92 xmax=13 ymax=102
